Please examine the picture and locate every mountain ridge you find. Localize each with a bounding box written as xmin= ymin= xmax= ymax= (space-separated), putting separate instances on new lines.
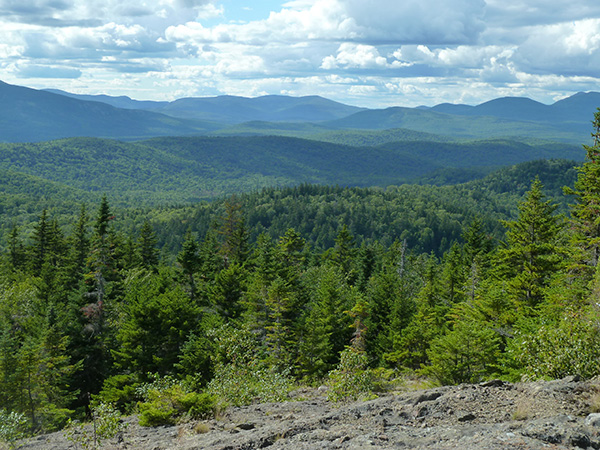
xmin=2 ymin=80 xmax=598 ymax=143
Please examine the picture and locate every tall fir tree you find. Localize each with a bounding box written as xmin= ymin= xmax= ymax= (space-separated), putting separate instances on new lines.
xmin=137 ymin=220 xmax=160 ymax=271
xmin=495 ymin=177 xmax=565 ymax=310
xmin=565 ymin=108 xmax=600 ymax=280
xmin=177 ymin=230 xmax=201 ymax=302
xmin=218 ymin=198 xmax=249 ymax=266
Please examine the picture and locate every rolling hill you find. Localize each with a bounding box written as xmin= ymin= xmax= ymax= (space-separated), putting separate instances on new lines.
xmin=45 ymin=89 xmax=366 ymax=123
xmin=0 ymin=81 xmax=220 ymax=142
xmin=0 ymin=135 xmax=583 ymax=209
xmin=324 ymin=105 xmax=589 ymax=144
xmin=3 ymin=80 xmax=597 ymax=145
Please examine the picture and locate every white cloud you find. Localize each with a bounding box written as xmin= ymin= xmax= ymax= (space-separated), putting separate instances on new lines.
xmin=342 ymin=0 xmax=486 ymax=44
xmin=0 ymin=0 xmax=599 ymax=108
xmin=513 ymin=18 xmax=600 ymax=76
xmin=321 ymin=43 xmax=388 ymax=69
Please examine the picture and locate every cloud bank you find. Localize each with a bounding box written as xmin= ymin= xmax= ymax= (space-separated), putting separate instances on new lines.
xmin=1 ymin=0 xmax=599 ymax=107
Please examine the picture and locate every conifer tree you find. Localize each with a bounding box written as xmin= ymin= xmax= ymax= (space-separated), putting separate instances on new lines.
xmin=114 ymin=269 xmax=200 ymax=378
xmin=331 ymin=225 xmax=357 ymax=279
xmin=210 ymin=263 xmax=246 ymax=319
xmin=8 ymin=224 xmax=25 ymax=272
xmin=137 ymin=220 xmax=159 ymax=271
xmin=177 ymin=230 xmax=201 ymax=302
xmin=566 ymin=108 xmax=600 ymax=278
xmin=264 ymin=277 xmax=293 ymax=368
xmin=218 ymin=198 xmax=249 ymax=266
xmin=496 ymin=177 xmax=564 ymax=309
xmin=66 ymin=204 xmax=90 ymax=286
xmin=29 ymin=209 xmax=50 ymax=276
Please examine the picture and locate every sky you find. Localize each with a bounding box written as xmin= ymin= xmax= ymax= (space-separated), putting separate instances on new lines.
xmin=1 ymin=0 xmax=600 ymax=108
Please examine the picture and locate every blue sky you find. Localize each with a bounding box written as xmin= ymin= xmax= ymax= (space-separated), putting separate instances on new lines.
xmin=1 ymin=0 xmax=599 ymax=108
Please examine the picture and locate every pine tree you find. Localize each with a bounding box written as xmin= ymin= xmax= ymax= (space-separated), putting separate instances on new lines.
xmin=566 ymin=108 xmax=600 ymax=278
xmin=137 ymin=220 xmax=159 ymax=271
xmin=7 ymin=224 xmax=25 ymax=272
xmin=496 ymin=177 xmax=564 ymax=309
xmin=29 ymin=210 xmax=50 ymax=276
xmin=218 ymin=198 xmax=249 ymax=266
xmin=264 ymin=277 xmax=293 ymax=368
xmin=66 ymin=204 xmax=90 ymax=286
xmin=210 ymin=263 xmax=246 ymax=319
xmin=177 ymin=230 xmax=201 ymax=302
xmin=330 ymin=225 xmax=357 ymax=279
xmin=114 ymin=269 xmax=200 ymax=378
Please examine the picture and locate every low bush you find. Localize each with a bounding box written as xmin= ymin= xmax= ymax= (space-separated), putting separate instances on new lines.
xmin=0 ymin=409 xmax=27 ymax=448
xmin=327 ymin=346 xmax=374 ymax=403
xmin=136 ymin=375 xmax=216 ymax=427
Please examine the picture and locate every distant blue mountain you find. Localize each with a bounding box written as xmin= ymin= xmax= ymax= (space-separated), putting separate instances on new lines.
xmin=0 ymin=81 xmax=219 ymax=142
xmin=428 ymin=93 xmax=600 ymax=134
xmin=2 ymin=80 xmax=598 ymax=144
xmin=46 ymin=89 xmax=366 ymax=123
xmin=328 ymin=93 xmax=600 ymax=143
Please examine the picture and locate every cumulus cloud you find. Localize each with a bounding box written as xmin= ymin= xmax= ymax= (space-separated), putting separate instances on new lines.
xmin=342 ymin=0 xmax=486 ymax=44
xmin=1 ymin=0 xmax=599 ymax=107
xmin=321 ymin=43 xmax=388 ymax=69
xmin=514 ymin=19 xmax=600 ymax=76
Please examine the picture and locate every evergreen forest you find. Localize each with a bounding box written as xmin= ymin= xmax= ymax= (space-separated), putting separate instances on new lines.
xmin=1 ymin=110 xmax=600 ymax=441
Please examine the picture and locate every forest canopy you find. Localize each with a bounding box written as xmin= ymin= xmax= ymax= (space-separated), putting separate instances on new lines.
xmin=0 ymin=111 xmax=598 ymax=440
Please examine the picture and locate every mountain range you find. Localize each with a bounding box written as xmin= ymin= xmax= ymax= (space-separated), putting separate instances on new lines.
xmin=0 ymin=80 xmax=597 ymax=143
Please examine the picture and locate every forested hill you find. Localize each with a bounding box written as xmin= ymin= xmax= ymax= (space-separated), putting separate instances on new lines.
xmin=0 ymin=106 xmax=598 ymax=441
xmin=0 ymin=130 xmax=581 ymax=250
xmin=0 ymin=140 xmax=597 ymax=438
xmin=151 ymin=159 xmax=578 ymax=256
xmin=0 ymin=135 xmax=581 ymax=206
xmin=0 ymin=157 xmax=577 ymax=257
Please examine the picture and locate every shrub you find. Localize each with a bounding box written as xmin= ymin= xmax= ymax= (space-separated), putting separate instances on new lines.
xmin=327 ymin=346 xmax=374 ymax=403
xmin=136 ymin=375 xmax=217 ymax=427
xmin=96 ymin=374 xmax=140 ymax=414
xmin=207 ymin=362 xmax=292 ymax=407
xmin=0 ymin=409 xmax=27 ymax=448
xmin=63 ymin=402 xmax=126 ymax=450
xmin=506 ymin=311 xmax=600 ymax=380
xmin=205 ymin=324 xmax=293 ymax=406
xmin=423 ymin=319 xmax=500 ymax=385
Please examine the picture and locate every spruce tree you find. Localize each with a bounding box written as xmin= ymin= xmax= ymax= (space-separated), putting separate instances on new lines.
xmin=566 ymin=108 xmax=600 ymax=278
xmin=177 ymin=230 xmax=201 ymax=302
xmin=66 ymin=204 xmax=89 ymax=287
xmin=218 ymin=198 xmax=249 ymax=266
xmin=7 ymin=224 xmax=25 ymax=272
xmin=496 ymin=177 xmax=564 ymax=309
xmin=137 ymin=220 xmax=159 ymax=271
xmin=29 ymin=210 xmax=50 ymax=276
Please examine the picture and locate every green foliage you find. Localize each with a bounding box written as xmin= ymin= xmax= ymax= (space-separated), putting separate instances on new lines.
xmin=137 ymin=377 xmax=216 ymax=427
xmin=206 ymin=325 xmax=293 ymax=406
xmin=494 ymin=178 xmax=565 ymax=309
xmin=0 ymin=409 xmax=27 ymax=448
xmin=63 ymin=402 xmax=126 ymax=450
xmin=423 ymin=320 xmax=500 ymax=385
xmin=95 ymin=374 xmax=140 ymax=414
xmin=506 ymin=309 xmax=600 ymax=381
xmin=327 ymin=347 xmax=374 ymax=403
xmin=566 ymin=109 xmax=600 ymax=280
xmin=113 ymin=268 xmax=200 ymax=377
xmin=2 ymin=111 xmax=600 ymax=440
xmin=207 ymin=363 xmax=293 ymax=407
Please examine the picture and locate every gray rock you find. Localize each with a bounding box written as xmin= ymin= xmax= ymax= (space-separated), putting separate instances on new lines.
xmin=585 ymin=413 xmax=600 ymax=427
xmin=18 ymin=378 xmax=600 ymax=450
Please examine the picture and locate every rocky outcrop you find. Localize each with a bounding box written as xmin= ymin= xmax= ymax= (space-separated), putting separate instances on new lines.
xmin=18 ymin=376 xmax=600 ymax=450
